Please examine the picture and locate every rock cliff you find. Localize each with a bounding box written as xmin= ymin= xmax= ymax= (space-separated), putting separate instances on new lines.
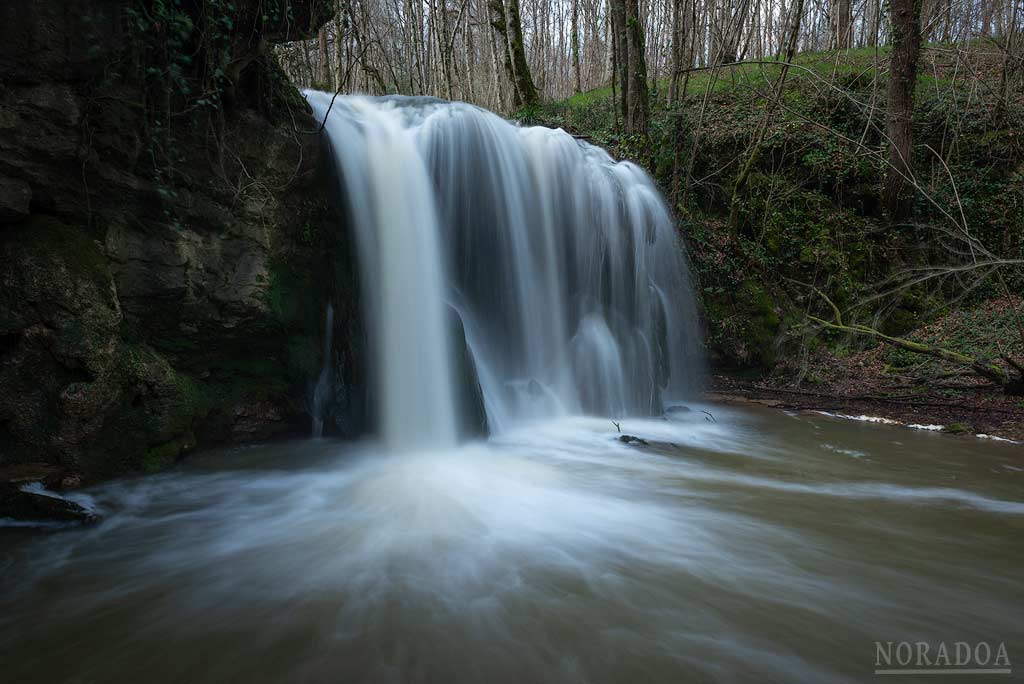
xmin=0 ymin=0 xmax=349 ymax=480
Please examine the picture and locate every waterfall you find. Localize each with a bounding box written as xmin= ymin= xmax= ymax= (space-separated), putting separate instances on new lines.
xmin=307 ymin=93 xmax=702 ymax=447
xmin=311 ymin=303 xmax=334 ymax=438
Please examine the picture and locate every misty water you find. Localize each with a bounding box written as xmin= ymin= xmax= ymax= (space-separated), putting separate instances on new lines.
xmin=2 ymin=406 xmax=1022 ymax=682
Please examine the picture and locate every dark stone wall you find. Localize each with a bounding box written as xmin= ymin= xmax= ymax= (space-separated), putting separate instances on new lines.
xmin=0 ymin=1 xmax=352 ymax=480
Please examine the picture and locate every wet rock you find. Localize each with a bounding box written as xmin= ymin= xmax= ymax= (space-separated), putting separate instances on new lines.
xmin=0 ymin=482 xmax=98 ymax=524
xmin=56 ymin=472 xmax=83 ymax=489
xmin=0 ymin=463 xmax=63 ymax=486
xmin=665 ymin=405 xmax=692 ymax=415
xmin=449 ymin=307 xmax=489 ymax=440
xmin=0 ymin=1 xmax=339 ymax=478
xmin=230 ymin=400 xmax=289 ymax=440
xmin=619 ymin=434 xmax=650 ymax=446
xmin=0 ymin=175 xmax=31 ymax=221
xmin=1 ymin=464 xmax=82 ymax=491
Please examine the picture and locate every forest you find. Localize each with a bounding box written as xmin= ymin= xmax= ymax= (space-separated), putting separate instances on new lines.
xmin=271 ymin=0 xmax=1024 ymax=431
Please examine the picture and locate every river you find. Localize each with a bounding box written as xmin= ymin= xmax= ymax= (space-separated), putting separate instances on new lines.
xmin=2 ymin=404 xmax=1021 ymax=682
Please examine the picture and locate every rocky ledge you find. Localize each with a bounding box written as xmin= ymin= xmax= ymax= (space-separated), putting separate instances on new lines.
xmin=0 ymin=0 xmax=354 ymax=488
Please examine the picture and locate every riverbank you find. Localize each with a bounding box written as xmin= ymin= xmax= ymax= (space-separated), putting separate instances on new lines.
xmin=708 ymin=374 xmax=1024 ymax=444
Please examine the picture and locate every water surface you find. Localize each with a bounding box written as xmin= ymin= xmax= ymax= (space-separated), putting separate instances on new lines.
xmin=2 ymin=405 xmax=1021 ymax=682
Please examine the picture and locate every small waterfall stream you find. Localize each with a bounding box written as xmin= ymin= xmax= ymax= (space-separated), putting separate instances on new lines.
xmin=306 ymin=93 xmax=702 ymax=445
xmin=310 ymin=303 xmax=334 ymax=439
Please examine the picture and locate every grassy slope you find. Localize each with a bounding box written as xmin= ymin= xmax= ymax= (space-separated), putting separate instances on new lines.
xmin=525 ymin=44 xmax=1024 ymax=385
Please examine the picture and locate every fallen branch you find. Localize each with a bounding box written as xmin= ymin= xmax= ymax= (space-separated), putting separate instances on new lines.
xmin=805 ymin=288 xmax=1024 ymax=395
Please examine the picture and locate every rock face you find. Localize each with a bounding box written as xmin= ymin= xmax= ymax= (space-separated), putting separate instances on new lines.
xmin=449 ymin=307 xmax=489 ymax=440
xmin=0 ymin=1 xmax=347 ymax=480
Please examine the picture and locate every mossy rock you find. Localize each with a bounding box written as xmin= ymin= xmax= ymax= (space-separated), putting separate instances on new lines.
xmin=946 ymin=422 xmax=973 ymax=435
xmin=141 ymin=433 xmax=195 ymax=474
xmin=735 ymin=281 xmax=781 ymax=367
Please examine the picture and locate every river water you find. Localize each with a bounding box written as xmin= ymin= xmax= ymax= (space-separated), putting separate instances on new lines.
xmin=2 ymin=405 xmax=1021 ymax=682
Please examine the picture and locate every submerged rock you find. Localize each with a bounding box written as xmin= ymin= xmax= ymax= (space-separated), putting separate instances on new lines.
xmin=665 ymin=405 xmax=692 ymax=415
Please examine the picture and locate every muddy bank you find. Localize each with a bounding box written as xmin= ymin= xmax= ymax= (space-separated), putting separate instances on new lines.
xmin=708 ymin=375 xmax=1024 ymax=444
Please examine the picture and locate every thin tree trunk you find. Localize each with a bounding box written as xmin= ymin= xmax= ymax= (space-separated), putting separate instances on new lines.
xmin=488 ymin=0 xmax=539 ymax=107
xmin=624 ymin=0 xmax=650 ymax=135
xmin=610 ymin=0 xmax=631 ymax=124
xmin=830 ymin=0 xmax=852 ymax=47
xmin=667 ymin=0 xmax=684 ymax=103
xmin=884 ymin=0 xmax=924 ymax=220
xmin=572 ymin=0 xmax=583 ymax=92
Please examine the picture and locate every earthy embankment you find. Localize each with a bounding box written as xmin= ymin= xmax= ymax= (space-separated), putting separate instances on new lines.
xmin=708 ymin=375 xmax=1024 ymax=443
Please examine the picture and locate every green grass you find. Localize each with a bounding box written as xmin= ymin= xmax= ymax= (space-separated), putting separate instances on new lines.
xmin=539 ymin=40 xmax=988 ymax=127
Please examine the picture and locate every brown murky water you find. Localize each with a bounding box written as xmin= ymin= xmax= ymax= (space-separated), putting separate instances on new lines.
xmin=1 ymin=405 xmax=1021 ymax=683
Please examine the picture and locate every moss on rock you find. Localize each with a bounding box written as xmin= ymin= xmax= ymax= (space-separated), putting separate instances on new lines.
xmin=0 ymin=1 xmax=339 ymax=481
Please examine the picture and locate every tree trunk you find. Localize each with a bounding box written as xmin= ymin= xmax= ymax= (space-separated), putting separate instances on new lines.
xmin=572 ymin=0 xmax=583 ymax=93
xmin=610 ymin=0 xmax=649 ymax=135
xmin=439 ymin=0 xmax=454 ymax=100
xmin=488 ymin=0 xmax=520 ymax=106
xmin=488 ymin=0 xmax=539 ymax=107
xmin=507 ymin=0 xmax=539 ymax=106
xmin=866 ymin=0 xmax=881 ymax=46
xmin=830 ymin=0 xmax=852 ymax=48
xmin=883 ymin=0 xmax=923 ymax=221
xmin=610 ymin=0 xmax=630 ymax=122
xmin=624 ymin=0 xmax=649 ymax=135
xmin=334 ymin=1 xmax=345 ymax=91
xmin=318 ymin=27 xmax=331 ymax=88
xmin=667 ymin=0 xmax=684 ymax=104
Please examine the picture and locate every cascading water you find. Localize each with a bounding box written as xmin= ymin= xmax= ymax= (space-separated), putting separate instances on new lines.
xmin=310 ymin=303 xmax=334 ymax=438
xmin=307 ymin=92 xmax=702 ymax=446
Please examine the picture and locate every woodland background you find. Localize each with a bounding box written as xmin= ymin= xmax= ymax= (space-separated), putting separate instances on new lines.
xmin=276 ymin=0 xmax=1024 ymax=406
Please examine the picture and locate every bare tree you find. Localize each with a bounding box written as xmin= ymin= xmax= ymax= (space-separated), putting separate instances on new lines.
xmin=830 ymin=0 xmax=853 ymax=47
xmin=610 ymin=0 xmax=651 ymax=134
xmin=884 ymin=0 xmax=924 ymax=219
xmin=490 ymin=0 xmax=540 ymax=106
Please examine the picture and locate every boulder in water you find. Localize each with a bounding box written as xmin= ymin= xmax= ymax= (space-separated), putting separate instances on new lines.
xmin=0 ymin=482 xmax=98 ymax=525
xmin=618 ymin=434 xmax=650 ymax=446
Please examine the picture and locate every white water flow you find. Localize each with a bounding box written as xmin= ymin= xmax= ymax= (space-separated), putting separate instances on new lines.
xmin=310 ymin=303 xmax=334 ymax=439
xmin=307 ymin=93 xmax=701 ymax=445
xmin=3 ymin=408 xmax=1022 ymax=683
